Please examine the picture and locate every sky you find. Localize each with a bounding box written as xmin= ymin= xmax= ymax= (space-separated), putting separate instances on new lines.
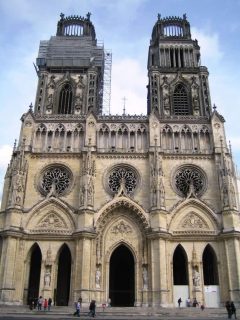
xmin=0 ymin=0 xmax=240 ymax=201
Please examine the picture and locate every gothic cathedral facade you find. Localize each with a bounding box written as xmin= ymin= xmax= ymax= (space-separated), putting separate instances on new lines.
xmin=0 ymin=14 xmax=239 ymax=308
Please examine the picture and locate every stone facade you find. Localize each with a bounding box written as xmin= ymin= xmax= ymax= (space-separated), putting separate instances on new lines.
xmin=0 ymin=13 xmax=240 ymax=308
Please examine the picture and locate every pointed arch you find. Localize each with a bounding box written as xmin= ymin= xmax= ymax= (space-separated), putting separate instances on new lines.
xmin=27 ymin=243 xmax=42 ymax=304
xmin=95 ymin=196 xmax=149 ymax=232
xmin=162 ymin=125 xmax=173 ymax=150
xmin=58 ymin=82 xmax=73 ymax=114
xmin=98 ymin=124 xmax=110 ymax=149
xmin=109 ymin=244 xmax=135 ymax=306
xmin=169 ymin=198 xmax=220 ymax=234
xmin=56 ymin=243 xmax=72 ymax=306
xmin=180 ymin=125 xmax=193 ymax=151
xmin=25 ymin=197 xmax=76 ymax=234
xmin=173 ymin=244 xmax=189 ymax=285
xmin=202 ymin=244 xmax=219 ymax=285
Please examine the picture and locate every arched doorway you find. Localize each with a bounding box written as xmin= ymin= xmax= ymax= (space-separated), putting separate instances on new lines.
xmin=109 ymin=244 xmax=135 ymax=306
xmin=27 ymin=244 xmax=42 ymax=305
xmin=173 ymin=244 xmax=189 ymax=307
xmin=56 ymin=244 xmax=71 ymax=306
xmin=202 ymin=244 xmax=220 ymax=307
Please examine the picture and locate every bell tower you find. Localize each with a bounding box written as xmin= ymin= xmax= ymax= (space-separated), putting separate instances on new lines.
xmin=35 ymin=13 xmax=104 ymax=116
xmin=147 ymin=14 xmax=210 ymax=118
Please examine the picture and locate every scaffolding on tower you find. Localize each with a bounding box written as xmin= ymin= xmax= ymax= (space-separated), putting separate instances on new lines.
xmin=102 ymin=49 xmax=112 ymax=115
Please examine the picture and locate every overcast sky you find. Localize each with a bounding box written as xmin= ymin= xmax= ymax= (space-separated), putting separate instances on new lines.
xmin=0 ymin=0 xmax=239 ymax=200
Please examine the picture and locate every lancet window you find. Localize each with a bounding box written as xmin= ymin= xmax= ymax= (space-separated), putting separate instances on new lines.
xmin=173 ymin=84 xmax=190 ymax=115
xmin=58 ymin=83 xmax=73 ymax=114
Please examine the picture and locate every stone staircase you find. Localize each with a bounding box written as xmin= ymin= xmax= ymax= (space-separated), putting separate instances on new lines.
xmin=0 ymin=305 xmax=227 ymax=319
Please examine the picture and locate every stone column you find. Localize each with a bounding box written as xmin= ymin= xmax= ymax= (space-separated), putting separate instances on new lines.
xmin=0 ymin=236 xmax=18 ymax=303
xmin=73 ymin=232 xmax=96 ymax=304
xmin=224 ymin=238 xmax=240 ymax=302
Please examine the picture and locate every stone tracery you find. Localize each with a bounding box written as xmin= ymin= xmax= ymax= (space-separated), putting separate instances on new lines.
xmin=108 ymin=167 xmax=138 ymax=194
xmin=173 ymin=165 xmax=206 ymax=197
xmin=40 ymin=166 xmax=72 ymax=196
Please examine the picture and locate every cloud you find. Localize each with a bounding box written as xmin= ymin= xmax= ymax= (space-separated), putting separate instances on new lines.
xmin=191 ymin=27 xmax=223 ymax=64
xmin=110 ymin=58 xmax=147 ymax=115
xmin=0 ymin=145 xmax=12 ymax=169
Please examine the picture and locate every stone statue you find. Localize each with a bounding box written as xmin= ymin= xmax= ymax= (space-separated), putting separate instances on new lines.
xmin=45 ymin=247 xmax=53 ymax=266
xmin=143 ymin=267 xmax=148 ymax=290
xmin=96 ymin=268 xmax=101 ymax=289
xmin=44 ymin=270 xmax=51 ymax=287
xmin=192 ymin=268 xmax=200 ymax=287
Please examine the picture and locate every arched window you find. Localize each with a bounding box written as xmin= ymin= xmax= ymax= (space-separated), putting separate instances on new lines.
xmin=173 ymin=84 xmax=190 ymax=115
xmin=58 ymin=83 xmax=73 ymax=114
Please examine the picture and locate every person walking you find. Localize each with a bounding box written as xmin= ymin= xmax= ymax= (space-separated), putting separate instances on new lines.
xmin=178 ymin=297 xmax=182 ymax=308
xmin=73 ymin=301 xmax=80 ymax=317
xmin=226 ymin=301 xmax=232 ymax=319
xmin=48 ymin=297 xmax=52 ymax=311
xmin=89 ymin=300 xmax=96 ymax=317
xmin=231 ymin=301 xmax=237 ymax=319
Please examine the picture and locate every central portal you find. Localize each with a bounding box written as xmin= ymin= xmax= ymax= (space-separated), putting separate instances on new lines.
xmin=109 ymin=244 xmax=135 ymax=306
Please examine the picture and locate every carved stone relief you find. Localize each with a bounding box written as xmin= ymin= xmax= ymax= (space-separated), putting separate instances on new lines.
xmin=36 ymin=212 xmax=68 ymax=230
xmin=180 ymin=212 xmax=209 ymax=229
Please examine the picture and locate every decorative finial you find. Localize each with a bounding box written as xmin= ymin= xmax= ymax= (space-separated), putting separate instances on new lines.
xmin=213 ymin=104 xmax=217 ymax=111
xmin=60 ymin=13 xmax=64 ymax=20
xmin=86 ymin=12 xmax=91 ymax=20
xmin=183 ymin=13 xmax=187 ymax=20
xmin=13 ymin=139 xmax=17 ymax=152
xmin=29 ymin=102 xmax=33 ymax=111
xmin=122 ymin=97 xmax=127 ymax=115
xmin=229 ymin=140 xmax=232 ymax=155
xmin=157 ymin=13 xmax=161 ymax=20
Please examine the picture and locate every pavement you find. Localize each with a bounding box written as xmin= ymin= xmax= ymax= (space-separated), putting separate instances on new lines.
xmin=0 ymin=305 xmax=230 ymax=319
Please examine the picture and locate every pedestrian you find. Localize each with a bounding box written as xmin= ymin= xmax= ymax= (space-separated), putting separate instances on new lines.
xmin=37 ymin=296 xmax=43 ymax=310
xmin=226 ymin=301 xmax=232 ymax=319
xmin=43 ymin=298 xmax=48 ymax=311
xmin=178 ymin=297 xmax=182 ymax=308
xmin=89 ymin=300 xmax=96 ymax=317
xmin=73 ymin=301 xmax=80 ymax=317
xmin=48 ymin=297 xmax=52 ymax=311
xmin=200 ymin=303 xmax=205 ymax=311
xmin=230 ymin=301 xmax=237 ymax=319
xmin=186 ymin=297 xmax=191 ymax=307
xmin=192 ymin=298 xmax=199 ymax=307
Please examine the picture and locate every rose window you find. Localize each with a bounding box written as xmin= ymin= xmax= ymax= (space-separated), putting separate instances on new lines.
xmin=107 ymin=166 xmax=139 ymax=195
xmin=174 ymin=166 xmax=206 ymax=197
xmin=39 ymin=166 xmax=72 ymax=196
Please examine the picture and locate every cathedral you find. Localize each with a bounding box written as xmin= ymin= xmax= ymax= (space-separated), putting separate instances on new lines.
xmin=0 ymin=13 xmax=239 ymax=308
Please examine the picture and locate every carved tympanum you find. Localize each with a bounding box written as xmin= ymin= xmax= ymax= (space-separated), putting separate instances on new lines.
xmin=37 ymin=213 xmax=67 ymax=229
xmin=110 ymin=221 xmax=133 ymax=235
xmin=181 ymin=212 xmax=209 ymax=229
